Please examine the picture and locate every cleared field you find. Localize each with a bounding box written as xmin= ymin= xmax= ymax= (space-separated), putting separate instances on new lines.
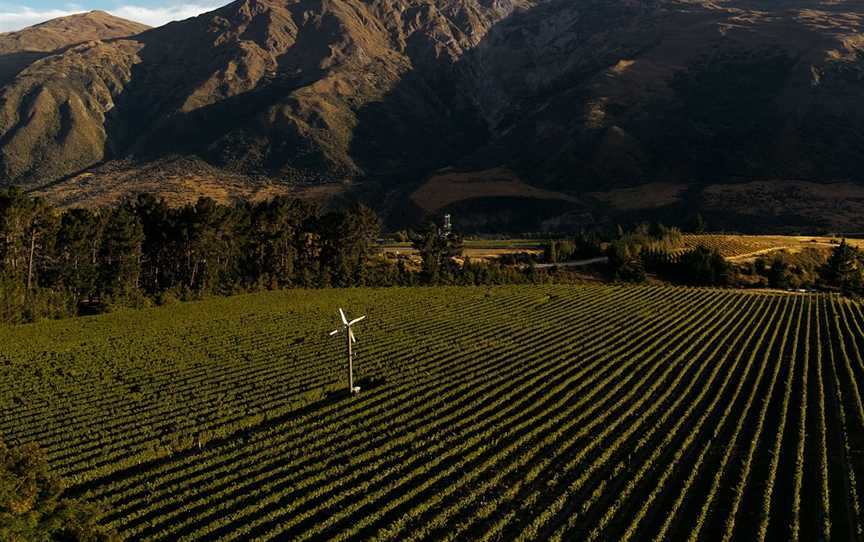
xmin=1 ymin=285 xmax=862 ymax=540
xmin=409 ymin=167 xmax=579 ymax=213
xmin=380 ymin=240 xmax=543 ymax=261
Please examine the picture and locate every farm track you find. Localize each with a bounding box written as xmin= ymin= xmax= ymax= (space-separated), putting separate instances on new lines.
xmin=0 ymin=285 xmax=862 ymax=540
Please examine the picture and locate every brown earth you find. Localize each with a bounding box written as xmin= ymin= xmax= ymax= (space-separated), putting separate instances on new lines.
xmin=0 ymin=0 xmax=532 ymax=189
xmin=410 ymin=167 xmax=580 ymax=212
xmin=31 ymin=156 xmax=343 ymax=208
xmin=1 ymin=1 xmax=864 ymax=231
xmin=702 ymin=180 xmax=864 ymax=233
xmin=587 ymin=182 xmax=690 ymax=211
xmin=0 ymin=11 xmax=148 ymax=85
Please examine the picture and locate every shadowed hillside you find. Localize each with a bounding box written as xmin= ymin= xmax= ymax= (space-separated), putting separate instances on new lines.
xmin=3 ymin=0 xmax=529 ymax=189
xmin=3 ymin=0 xmax=864 ymax=231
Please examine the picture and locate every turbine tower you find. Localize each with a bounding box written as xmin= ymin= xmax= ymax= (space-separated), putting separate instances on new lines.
xmin=329 ymin=308 xmax=366 ymax=394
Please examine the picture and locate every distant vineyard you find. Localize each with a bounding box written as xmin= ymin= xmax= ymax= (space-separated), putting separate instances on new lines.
xmin=680 ymin=234 xmax=799 ymax=258
xmin=678 ymin=234 xmax=863 ymax=260
xmin=1 ymin=285 xmax=862 ymax=540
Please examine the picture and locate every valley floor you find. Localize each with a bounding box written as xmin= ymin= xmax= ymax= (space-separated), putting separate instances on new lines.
xmin=1 ymin=285 xmax=862 ymax=540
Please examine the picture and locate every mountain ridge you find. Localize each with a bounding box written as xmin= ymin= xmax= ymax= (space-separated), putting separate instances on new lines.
xmin=0 ymin=11 xmax=149 ymax=85
xmin=3 ymin=0 xmax=864 ymax=231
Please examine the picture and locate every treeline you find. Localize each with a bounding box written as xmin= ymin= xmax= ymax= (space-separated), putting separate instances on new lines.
xmin=741 ymin=239 xmax=864 ymax=296
xmin=0 ymin=190 xmax=544 ymax=324
xmin=648 ymin=239 xmax=864 ymax=295
xmin=0 ymin=189 xmax=382 ymax=323
xmin=540 ymin=223 xmax=726 ymax=285
xmin=576 ymin=221 xmax=864 ymax=295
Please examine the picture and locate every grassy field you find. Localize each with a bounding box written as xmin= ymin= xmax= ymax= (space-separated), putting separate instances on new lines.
xmin=1 ymin=285 xmax=863 ymax=540
xmin=380 ymin=239 xmax=543 ymax=261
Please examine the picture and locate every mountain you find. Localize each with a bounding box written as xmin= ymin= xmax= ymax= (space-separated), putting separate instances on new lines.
xmin=0 ymin=11 xmax=149 ymax=84
xmin=4 ymin=0 xmax=864 ymax=232
xmin=2 ymin=0 xmax=525 ymax=198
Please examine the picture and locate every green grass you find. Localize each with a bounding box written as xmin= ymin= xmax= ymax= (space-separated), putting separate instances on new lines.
xmin=1 ymin=285 xmax=862 ymax=540
xmin=380 ymin=239 xmax=543 ymax=248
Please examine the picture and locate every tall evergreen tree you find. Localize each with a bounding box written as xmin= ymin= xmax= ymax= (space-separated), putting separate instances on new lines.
xmin=54 ymin=208 xmax=106 ymax=304
xmin=100 ymin=204 xmax=145 ymax=304
xmin=132 ymin=194 xmax=173 ymax=294
xmin=0 ymin=188 xmax=57 ymax=288
xmin=175 ymin=198 xmax=238 ymax=292
xmin=411 ymin=222 xmax=463 ymax=285
xmin=249 ymin=198 xmax=313 ymax=287
xmin=320 ymin=204 xmax=381 ymax=287
xmin=606 ymin=240 xmax=646 ymax=282
xmin=675 ymin=246 xmax=729 ymax=286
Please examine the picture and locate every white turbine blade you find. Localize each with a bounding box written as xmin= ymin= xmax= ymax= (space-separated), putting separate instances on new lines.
xmin=339 ymin=308 xmax=348 ymax=325
xmin=329 ymin=329 xmax=340 ymax=336
xmin=348 ymin=315 xmax=366 ymax=326
xmin=349 ymin=328 xmax=356 ymax=343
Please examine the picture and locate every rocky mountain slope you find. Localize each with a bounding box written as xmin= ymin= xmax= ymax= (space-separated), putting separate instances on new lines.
xmin=3 ymin=0 xmax=529 ymax=187
xmin=3 ymin=1 xmax=864 ymax=231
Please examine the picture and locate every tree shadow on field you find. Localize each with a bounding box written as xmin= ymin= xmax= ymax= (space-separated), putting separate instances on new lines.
xmin=355 ymin=375 xmax=387 ymax=391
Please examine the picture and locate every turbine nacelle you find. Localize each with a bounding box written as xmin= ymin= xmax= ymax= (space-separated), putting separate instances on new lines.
xmin=330 ymin=310 xmax=365 ymax=342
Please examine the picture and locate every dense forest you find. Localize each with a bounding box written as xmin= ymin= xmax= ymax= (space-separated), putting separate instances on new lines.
xmin=0 ymin=189 xmax=411 ymax=323
xmin=0 ymin=189 xmax=371 ymax=322
xmin=0 ymin=189 xmax=537 ymax=324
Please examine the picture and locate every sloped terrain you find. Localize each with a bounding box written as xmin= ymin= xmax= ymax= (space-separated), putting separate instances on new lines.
xmin=2 ymin=1 xmax=864 ymax=230
xmin=28 ymin=156 xmax=343 ymax=208
xmin=0 ymin=11 xmax=149 ymax=84
xmin=1 ymin=0 xmax=530 ymax=188
xmin=0 ymin=39 xmax=143 ymax=184
xmin=444 ymin=0 xmax=864 ymax=229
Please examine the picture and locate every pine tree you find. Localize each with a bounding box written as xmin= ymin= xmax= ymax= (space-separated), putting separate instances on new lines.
xmin=54 ymin=208 xmax=106 ymax=304
xmin=822 ymin=239 xmax=863 ymax=296
xmin=411 ymin=222 xmax=463 ymax=285
xmin=100 ymin=204 xmax=145 ymax=305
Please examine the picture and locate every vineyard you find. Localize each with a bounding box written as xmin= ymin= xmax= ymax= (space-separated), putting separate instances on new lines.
xmin=1 ymin=285 xmax=863 ymax=540
xmin=681 ymin=234 xmax=864 ymax=260
xmin=680 ymin=234 xmax=795 ymax=258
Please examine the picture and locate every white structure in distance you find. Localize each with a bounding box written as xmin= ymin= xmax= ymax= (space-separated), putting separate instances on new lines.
xmin=329 ymin=308 xmax=366 ymax=394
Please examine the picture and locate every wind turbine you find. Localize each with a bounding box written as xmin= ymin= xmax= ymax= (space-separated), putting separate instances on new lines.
xmin=329 ymin=308 xmax=366 ymax=394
